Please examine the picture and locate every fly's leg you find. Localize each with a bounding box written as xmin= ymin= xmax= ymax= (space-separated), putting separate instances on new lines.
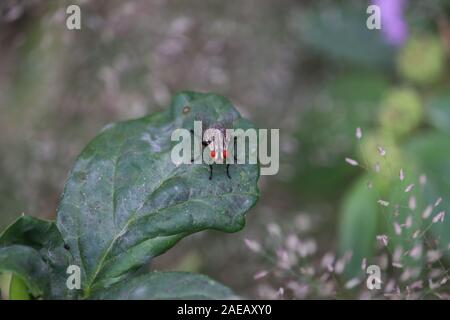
xmin=224 ymin=136 xmax=238 ymax=179
xmin=233 ymin=136 xmax=238 ymax=162
xmin=190 ymin=129 xmax=211 ymax=164
xmin=209 ymin=165 xmax=213 ymax=180
xmin=189 ymin=130 xmax=197 ymax=163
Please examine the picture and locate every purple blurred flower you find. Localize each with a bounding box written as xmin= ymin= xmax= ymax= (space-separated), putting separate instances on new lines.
xmin=372 ymin=0 xmax=409 ymax=46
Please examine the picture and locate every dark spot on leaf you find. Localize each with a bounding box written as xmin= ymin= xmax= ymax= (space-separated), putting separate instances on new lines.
xmin=182 ymin=106 xmax=191 ymax=114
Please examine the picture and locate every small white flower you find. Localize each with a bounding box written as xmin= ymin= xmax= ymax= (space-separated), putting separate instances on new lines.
xmin=253 ymin=270 xmax=269 ymax=280
xmin=427 ymin=250 xmax=442 ymax=263
xmin=378 ymin=200 xmax=390 ymax=207
xmin=376 ymin=235 xmax=389 ymax=246
xmin=419 ymin=174 xmax=427 ymax=186
xmin=410 ymin=280 xmax=423 ymax=289
xmin=377 ymin=146 xmax=386 ymax=156
xmin=355 ymin=127 xmax=362 ymax=139
xmin=277 ymin=287 xmax=284 ymax=297
xmin=321 ymin=252 xmax=335 ymax=271
xmin=276 ymin=249 xmax=290 ymax=269
xmin=432 ymin=211 xmax=445 ymax=224
xmin=409 ymin=245 xmax=422 ymax=259
xmin=393 ymin=247 xmax=402 ymax=262
xmin=345 ymin=278 xmax=361 ymax=289
xmin=379 ymin=254 xmax=389 ymax=269
xmin=429 ymin=278 xmax=440 ymax=290
xmin=374 ymin=162 xmax=380 ymax=173
xmin=286 ymin=234 xmax=299 ymax=251
xmin=345 ymin=157 xmax=359 ymax=166
xmin=404 ymin=184 xmax=414 ymax=193
xmin=394 ymin=222 xmax=402 ymax=235
xmin=434 ymin=197 xmax=442 ymax=207
xmin=334 ymin=258 xmax=346 ymax=274
xmin=244 ymin=238 xmax=261 ymax=253
xmin=326 ymin=264 xmax=334 ymax=273
xmin=404 ymin=215 xmax=413 ymax=228
xmin=384 ymin=279 xmax=396 ymax=294
xmin=422 ymin=205 xmax=433 ymax=219
xmin=267 ymin=223 xmax=281 ymax=237
xmin=361 ymin=258 xmax=367 ymax=270
xmin=399 ymin=168 xmax=405 ymax=181
xmin=408 ymin=196 xmax=417 ymax=210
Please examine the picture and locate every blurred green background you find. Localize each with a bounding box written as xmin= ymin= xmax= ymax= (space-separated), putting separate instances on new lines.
xmin=1 ymin=0 xmax=450 ymax=299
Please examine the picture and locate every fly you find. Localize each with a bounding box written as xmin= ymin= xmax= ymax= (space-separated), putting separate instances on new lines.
xmin=190 ymin=127 xmax=238 ymax=180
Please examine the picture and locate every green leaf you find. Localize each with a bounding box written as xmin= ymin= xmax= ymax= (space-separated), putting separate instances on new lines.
xmin=56 ymin=92 xmax=260 ymax=295
xmin=0 ymin=216 xmax=75 ymax=299
xmin=1 ymin=215 xmax=63 ymax=249
xmin=9 ymin=274 xmax=30 ymax=300
xmin=0 ymin=245 xmax=49 ymax=297
xmin=328 ymin=73 xmax=388 ymax=104
xmin=1 ymin=272 xmax=11 ymax=299
xmin=290 ymin=5 xmax=394 ymax=68
xmin=90 ymin=271 xmax=235 ymax=300
xmin=426 ymin=94 xmax=450 ymax=135
xmin=339 ymin=176 xmax=378 ymax=278
xmin=293 ymin=72 xmax=387 ymax=198
xmin=405 ymin=132 xmax=450 ymax=259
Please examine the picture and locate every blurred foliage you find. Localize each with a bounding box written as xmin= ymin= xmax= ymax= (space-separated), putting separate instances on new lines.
xmin=406 ymin=133 xmax=450 ymax=257
xmin=397 ymin=34 xmax=446 ymax=85
xmin=426 ymin=93 xmax=450 ymax=134
xmin=8 ymin=274 xmax=30 ymax=300
xmin=338 ymin=176 xmax=377 ymax=278
xmin=378 ymin=88 xmax=423 ymax=138
xmin=293 ymin=72 xmax=388 ymax=199
xmin=290 ymin=3 xmax=395 ymax=68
